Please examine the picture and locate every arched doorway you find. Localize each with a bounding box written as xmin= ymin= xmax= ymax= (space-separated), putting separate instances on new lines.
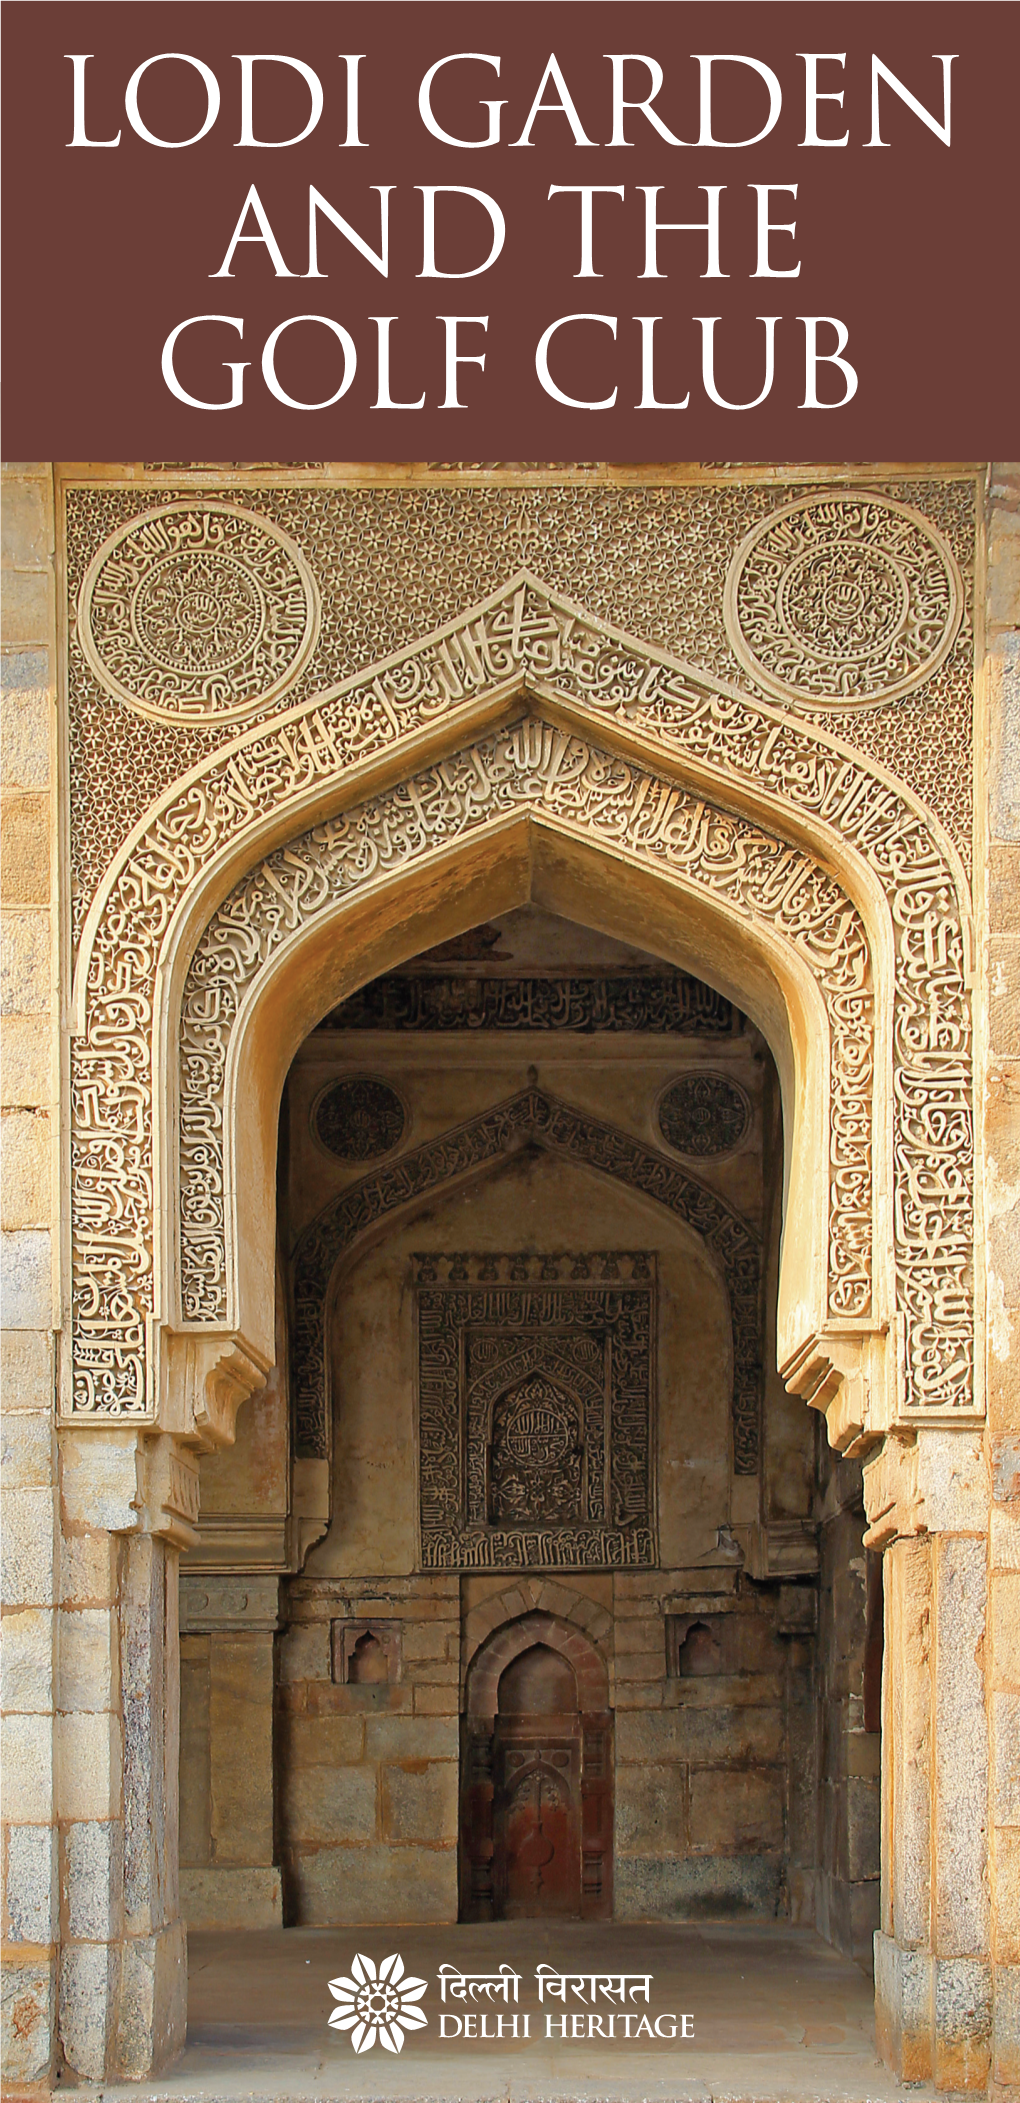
xmin=461 ymin=1610 xmax=614 ymax=1923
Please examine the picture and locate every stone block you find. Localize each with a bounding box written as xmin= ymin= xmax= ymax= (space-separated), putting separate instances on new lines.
xmin=615 ymin=1850 xmax=782 ymax=1921
xmin=413 ymin=1684 xmax=459 ymax=1715
xmin=281 ymin=1712 xmax=366 ymax=1766
xmin=992 ymin=1570 xmax=1020 ymax=1686
xmin=63 ymin=1819 xmax=120 ymax=1941
xmin=1 ymin=1483 xmax=55 ymax=1604
xmin=289 ymin=1841 xmax=457 ymax=1924
xmin=401 ymin=1621 xmax=454 ymax=1660
xmin=284 ymin=1762 xmax=378 ymax=1847
xmin=59 ymin=1430 xmax=140 ymax=1532
xmin=209 ymin=1632 xmax=274 ymax=1863
xmin=615 ymin=1651 xmax=665 ymax=1683
xmin=990 ymin=510 xmax=1020 ymax=630
xmin=615 ymin=1616 xmax=664 ymax=1655
xmin=994 ymin=1693 xmax=1020 ymax=1824
xmin=0 ymin=1323 xmax=52 ymax=1408
xmin=381 ymin=1759 xmax=458 ymax=1843
xmin=60 ymin=1528 xmax=118 ymax=1607
xmin=1 ymin=480 xmax=50 ymax=568
xmin=180 ymin=1864 xmax=282 ymax=1930
xmin=0 ymin=1711 xmax=53 ymax=1820
xmin=1 ymin=1404 xmax=52 ymax=1486
xmin=990 ymin=632 xmax=1020 ymax=845
xmin=1 ymin=1951 xmax=54 ymax=2083
xmin=990 ymin=936 xmax=1020 ymax=1057
xmin=617 ymin=1702 xmax=782 ymax=1766
xmin=934 ymin=1534 xmax=990 ymax=1957
xmin=59 ymin=1607 xmax=118 ymax=1712
xmin=364 ymin=1711 xmax=458 ymax=1761
xmin=992 ymin=1501 xmax=1020 ymax=1574
xmin=874 ymin=1934 xmax=933 ymax=2086
xmin=1 ymin=1604 xmax=53 ymax=1710
xmin=933 ymin=1956 xmax=992 ymax=2094
xmin=405 ymin=1657 xmax=458 ymax=1684
xmin=1 ymin=571 xmax=50 ymax=646
xmin=0 ymin=1228 xmax=52 ymax=1326
xmin=1 ymin=1107 xmax=51 ymax=1227
xmin=5 ymin=1822 xmax=56 ymax=1945
xmin=847 ymin=1774 xmax=881 ymax=1881
xmin=0 ymin=654 xmax=50 ymax=787
xmin=279 ymin=1618 xmax=331 ymax=1682
xmin=56 ymin=1709 xmax=121 ymax=1822
xmin=996 ymin=1828 xmax=1020 ymax=1966
xmin=993 ymin=1962 xmax=1020 ymax=2088
xmin=616 ymin=1762 xmax=686 ymax=1856
xmin=113 ymin=1920 xmax=187 ymax=2079
xmin=0 ymin=1012 xmax=53 ymax=1107
xmin=0 ymin=795 xmax=50 ymax=904
xmin=0 ymin=908 xmax=50 ymax=1013
xmin=992 ymin=1434 xmax=1020 ymax=1503
xmin=688 ymin=1767 xmax=784 ymax=1851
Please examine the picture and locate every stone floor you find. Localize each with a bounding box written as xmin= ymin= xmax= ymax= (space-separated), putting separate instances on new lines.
xmin=59 ymin=1920 xmax=952 ymax=2102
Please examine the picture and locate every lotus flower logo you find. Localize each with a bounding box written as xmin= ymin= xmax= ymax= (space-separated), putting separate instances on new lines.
xmin=327 ymin=1952 xmax=429 ymax=2053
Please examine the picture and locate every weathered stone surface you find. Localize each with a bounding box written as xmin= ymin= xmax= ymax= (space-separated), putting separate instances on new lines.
xmin=1 ymin=1402 xmax=52 ymax=1486
xmin=363 ymin=1711 xmax=457 ymax=1761
xmin=615 ymin=1851 xmax=783 ymax=1920
xmin=1 ymin=1604 xmax=53 ymax=1710
xmin=279 ymin=1620 xmax=331 ymax=1683
xmin=5 ymin=1822 xmax=56 ymax=1945
xmin=63 ymin=1818 xmax=120 ymax=1941
xmin=58 ymin=1939 xmax=115 ymax=2083
xmin=380 ymin=1758 xmax=458 ymax=1843
xmin=615 ymin=1762 xmax=686 ymax=1855
xmin=0 ymin=1106 xmax=51 ymax=1225
xmin=59 ymin=1607 xmax=118 ymax=1712
xmin=617 ymin=1703 xmax=783 ymax=1765
xmin=1 ymin=1951 xmax=54 ymax=2082
xmin=283 ymin=1762 xmax=377 ymax=1847
xmin=180 ymin=1864 xmax=282 ymax=1930
xmin=55 ymin=1709 xmax=122 ymax=1823
xmin=934 ymin=1536 xmax=989 ymax=1958
xmin=0 ymin=1227 xmax=51 ymax=1325
xmin=288 ymin=1841 xmax=456 ymax=1924
xmin=0 ymin=908 xmax=50 ymax=1014
xmin=0 ymin=651 xmax=51 ymax=787
xmin=688 ymin=1767 xmax=784 ymax=1851
xmin=0 ymin=794 xmax=50 ymax=903
xmin=1 ymin=1482 xmax=55 ymax=1604
xmin=933 ymin=1955 xmax=992 ymax=2093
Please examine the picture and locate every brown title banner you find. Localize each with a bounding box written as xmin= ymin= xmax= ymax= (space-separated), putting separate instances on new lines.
xmin=3 ymin=1 xmax=1018 ymax=460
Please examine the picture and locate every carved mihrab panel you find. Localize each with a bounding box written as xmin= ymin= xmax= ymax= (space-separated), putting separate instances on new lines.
xmin=289 ymin=1091 xmax=761 ymax=1473
xmin=64 ymin=477 xmax=975 ymax=940
xmin=413 ymin=1252 xmax=656 ymax=1569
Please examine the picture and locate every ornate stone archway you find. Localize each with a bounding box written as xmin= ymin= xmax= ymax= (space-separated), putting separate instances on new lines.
xmin=67 ymin=574 xmax=975 ymax=1470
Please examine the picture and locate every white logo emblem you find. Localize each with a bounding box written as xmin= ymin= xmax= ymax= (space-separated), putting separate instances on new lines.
xmin=328 ymin=1952 xmax=429 ymax=2054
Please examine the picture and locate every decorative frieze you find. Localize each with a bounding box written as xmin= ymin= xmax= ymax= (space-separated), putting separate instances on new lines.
xmin=319 ymin=974 xmax=737 ymax=1035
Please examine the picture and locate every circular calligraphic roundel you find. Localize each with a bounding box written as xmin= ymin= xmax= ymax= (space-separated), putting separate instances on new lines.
xmin=723 ymin=491 xmax=963 ymax=708
xmin=312 ymin=1077 xmax=406 ymax=1162
xmin=78 ymin=502 xmax=319 ymax=723
xmin=657 ymin=1074 xmax=751 ymax=1159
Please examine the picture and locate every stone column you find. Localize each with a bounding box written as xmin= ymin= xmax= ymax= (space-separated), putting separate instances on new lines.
xmin=54 ymin=1432 xmax=195 ymax=2081
xmin=867 ymin=1429 xmax=994 ymax=2092
xmin=179 ymin=1575 xmax=282 ymax=1929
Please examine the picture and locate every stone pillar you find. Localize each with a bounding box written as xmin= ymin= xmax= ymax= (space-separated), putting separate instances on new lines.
xmin=985 ymin=462 xmax=1020 ymax=2096
xmin=867 ymin=1430 xmax=994 ymax=2091
xmin=54 ymin=1433 xmax=194 ymax=2081
xmin=179 ymin=1576 xmax=282 ymax=1929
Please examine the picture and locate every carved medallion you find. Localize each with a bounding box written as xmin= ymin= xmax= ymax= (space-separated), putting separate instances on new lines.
xmin=312 ymin=1076 xmax=406 ymax=1161
xmin=414 ymin=1251 xmax=657 ymax=1569
xmin=658 ymin=1075 xmax=751 ymax=1158
xmin=77 ymin=502 xmax=318 ymax=722
xmin=724 ymin=492 xmax=963 ymax=708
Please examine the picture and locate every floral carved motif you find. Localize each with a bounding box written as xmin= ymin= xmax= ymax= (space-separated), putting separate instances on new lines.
xmin=658 ymin=1076 xmax=751 ymax=1158
xmin=724 ymin=493 xmax=963 ymax=708
xmin=69 ymin=574 xmax=972 ymax=1428
xmin=289 ymin=1120 xmax=760 ymax=1475
xmin=77 ymin=502 xmax=319 ymax=722
xmin=312 ymin=1077 xmax=406 ymax=1161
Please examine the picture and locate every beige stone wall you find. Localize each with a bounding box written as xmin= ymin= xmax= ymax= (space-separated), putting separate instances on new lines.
xmin=1 ymin=466 xmax=60 ymax=2085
